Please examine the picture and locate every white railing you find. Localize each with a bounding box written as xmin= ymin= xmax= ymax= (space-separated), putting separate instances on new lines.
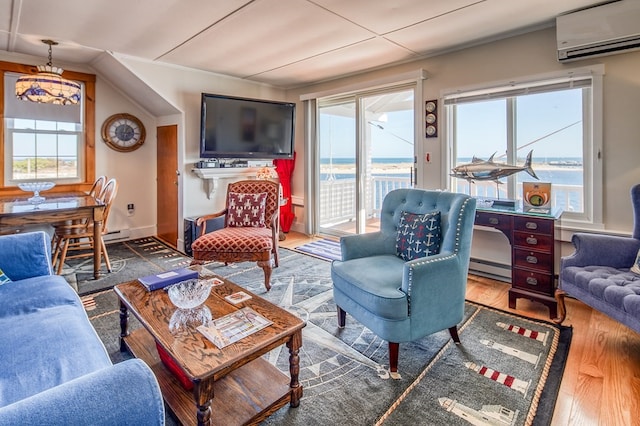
xmin=320 ymin=177 xmax=582 ymax=228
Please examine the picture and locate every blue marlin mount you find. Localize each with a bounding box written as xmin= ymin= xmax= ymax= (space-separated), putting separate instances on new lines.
xmin=450 ymin=150 xmax=538 ymax=183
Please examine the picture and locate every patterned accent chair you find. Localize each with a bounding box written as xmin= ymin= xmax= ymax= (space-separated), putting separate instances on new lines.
xmin=331 ymin=188 xmax=477 ymax=375
xmin=190 ymin=180 xmax=280 ymax=291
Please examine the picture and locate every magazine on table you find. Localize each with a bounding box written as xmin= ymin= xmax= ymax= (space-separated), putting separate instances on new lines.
xmin=197 ymin=307 xmax=272 ymax=349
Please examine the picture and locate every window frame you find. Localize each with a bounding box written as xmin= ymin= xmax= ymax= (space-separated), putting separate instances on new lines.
xmin=0 ymin=60 xmax=96 ymax=196
xmin=442 ymin=66 xmax=604 ymax=228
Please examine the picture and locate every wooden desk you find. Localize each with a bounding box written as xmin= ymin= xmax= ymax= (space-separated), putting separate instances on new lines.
xmin=0 ymin=192 xmax=106 ymax=279
xmin=475 ymin=206 xmax=562 ymax=319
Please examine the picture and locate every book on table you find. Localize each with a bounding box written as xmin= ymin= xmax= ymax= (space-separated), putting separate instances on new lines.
xmin=138 ymin=267 xmax=199 ymax=291
xmin=197 ymin=307 xmax=272 ymax=349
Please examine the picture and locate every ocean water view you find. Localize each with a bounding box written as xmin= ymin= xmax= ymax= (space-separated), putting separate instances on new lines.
xmin=319 ymin=157 xmax=583 ymax=212
xmin=320 ymin=157 xmax=583 ymax=185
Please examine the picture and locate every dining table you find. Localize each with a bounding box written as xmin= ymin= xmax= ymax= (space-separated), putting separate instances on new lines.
xmin=0 ymin=191 xmax=106 ymax=279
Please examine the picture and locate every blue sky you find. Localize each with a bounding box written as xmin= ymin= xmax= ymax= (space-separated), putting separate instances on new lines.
xmin=319 ymin=88 xmax=583 ymax=161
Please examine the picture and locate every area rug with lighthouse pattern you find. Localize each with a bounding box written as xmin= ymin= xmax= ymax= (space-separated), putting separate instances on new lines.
xmin=84 ymin=248 xmax=571 ymax=425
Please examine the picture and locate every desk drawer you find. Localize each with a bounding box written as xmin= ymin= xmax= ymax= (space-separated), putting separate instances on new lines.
xmin=475 ymin=211 xmax=513 ymax=231
xmin=513 ymin=269 xmax=554 ymax=294
xmin=514 ymin=248 xmax=552 ymax=272
xmin=513 ymin=232 xmax=553 ymax=252
xmin=514 ymin=216 xmax=553 ymax=235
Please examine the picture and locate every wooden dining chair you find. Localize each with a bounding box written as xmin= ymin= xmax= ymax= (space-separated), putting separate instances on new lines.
xmin=89 ymin=175 xmax=108 ymax=198
xmin=52 ymin=178 xmax=119 ymax=275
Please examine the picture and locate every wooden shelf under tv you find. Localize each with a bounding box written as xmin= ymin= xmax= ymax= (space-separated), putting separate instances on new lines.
xmin=192 ymin=167 xmax=258 ymax=198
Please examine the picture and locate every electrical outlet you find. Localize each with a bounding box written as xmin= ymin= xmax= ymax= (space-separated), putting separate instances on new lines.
xmin=127 ymin=203 xmax=135 ymax=217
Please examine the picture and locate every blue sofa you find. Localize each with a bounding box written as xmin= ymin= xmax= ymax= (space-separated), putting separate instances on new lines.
xmin=556 ymin=184 xmax=640 ymax=334
xmin=0 ymin=231 xmax=165 ymax=425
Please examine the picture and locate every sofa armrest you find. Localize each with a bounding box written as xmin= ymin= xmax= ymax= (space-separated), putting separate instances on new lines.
xmin=0 ymin=231 xmax=53 ymax=281
xmin=0 ymin=359 xmax=164 ymax=425
xmin=340 ymin=231 xmax=396 ymax=261
xmin=562 ymin=233 xmax=640 ymax=269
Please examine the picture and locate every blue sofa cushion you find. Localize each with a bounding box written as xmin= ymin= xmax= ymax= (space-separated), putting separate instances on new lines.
xmin=396 ymin=210 xmax=441 ymax=261
xmin=0 ymin=275 xmax=81 ymax=319
xmin=331 ymin=255 xmax=408 ymax=320
xmin=0 ymin=277 xmax=112 ymax=406
xmin=0 ymin=232 xmax=53 ymax=280
xmin=563 ymin=265 xmax=640 ymax=318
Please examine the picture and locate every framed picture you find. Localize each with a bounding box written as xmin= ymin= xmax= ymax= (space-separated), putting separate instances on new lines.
xmin=523 ymin=182 xmax=551 ymax=213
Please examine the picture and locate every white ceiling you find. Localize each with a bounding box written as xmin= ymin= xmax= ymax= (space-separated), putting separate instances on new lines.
xmin=1 ymin=0 xmax=608 ymax=89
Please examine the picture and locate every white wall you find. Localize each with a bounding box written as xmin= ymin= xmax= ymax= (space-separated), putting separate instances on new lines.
xmin=106 ymin=58 xmax=287 ymax=248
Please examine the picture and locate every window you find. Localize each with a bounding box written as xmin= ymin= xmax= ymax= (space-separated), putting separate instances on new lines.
xmin=0 ymin=60 xmax=96 ymax=193
xmin=445 ymin=68 xmax=603 ymax=224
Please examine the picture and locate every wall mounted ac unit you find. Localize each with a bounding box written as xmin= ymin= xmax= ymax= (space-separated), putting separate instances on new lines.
xmin=557 ymin=0 xmax=640 ymax=62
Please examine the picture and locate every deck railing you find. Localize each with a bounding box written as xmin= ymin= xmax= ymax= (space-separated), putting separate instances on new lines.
xmin=319 ymin=177 xmax=582 ymax=228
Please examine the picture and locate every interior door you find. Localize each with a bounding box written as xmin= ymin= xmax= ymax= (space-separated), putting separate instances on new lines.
xmin=156 ymin=125 xmax=178 ymax=247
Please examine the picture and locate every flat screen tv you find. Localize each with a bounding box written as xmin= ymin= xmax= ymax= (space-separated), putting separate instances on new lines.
xmin=200 ymin=93 xmax=295 ymax=160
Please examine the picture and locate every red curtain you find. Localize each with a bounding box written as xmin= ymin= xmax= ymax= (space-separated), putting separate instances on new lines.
xmin=274 ymin=152 xmax=296 ymax=232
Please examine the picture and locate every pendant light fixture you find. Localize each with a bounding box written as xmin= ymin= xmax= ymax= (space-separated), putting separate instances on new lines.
xmin=15 ymin=39 xmax=81 ymax=105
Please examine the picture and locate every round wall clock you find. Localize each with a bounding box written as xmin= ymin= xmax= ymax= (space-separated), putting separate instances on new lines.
xmin=101 ymin=113 xmax=146 ymax=152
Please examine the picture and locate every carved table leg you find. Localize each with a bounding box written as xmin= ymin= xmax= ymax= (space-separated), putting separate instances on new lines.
xmin=119 ymin=301 xmax=129 ymax=352
xmin=287 ymin=330 xmax=303 ymax=407
xmin=194 ymin=380 xmax=215 ymax=426
xmin=553 ymin=289 xmax=568 ymax=324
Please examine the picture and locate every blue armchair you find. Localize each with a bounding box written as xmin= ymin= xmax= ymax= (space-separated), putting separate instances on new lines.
xmin=556 ymin=184 xmax=640 ymax=334
xmin=331 ymin=189 xmax=477 ymax=374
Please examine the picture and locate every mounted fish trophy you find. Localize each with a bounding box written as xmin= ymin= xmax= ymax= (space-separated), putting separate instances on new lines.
xmin=451 ymin=150 xmax=538 ymax=208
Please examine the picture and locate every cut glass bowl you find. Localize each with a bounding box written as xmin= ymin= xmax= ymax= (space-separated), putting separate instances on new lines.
xmin=167 ymin=279 xmax=213 ymax=309
xmin=17 ymin=181 xmax=56 ymax=204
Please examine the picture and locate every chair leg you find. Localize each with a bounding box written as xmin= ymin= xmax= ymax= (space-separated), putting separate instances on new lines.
xmin=100 ymin=238 xmax=111 ymax=273
xmin=52 ymin=236 xmax=62 ymax=267
xmin=56 ymin=239 xmax=70 ymax=275
xmin=388 ymin=342 xmax=399 ymax=373
xmin=337 ymin=306 xmax=346 ymax=328
xmin=449 ymin=326 xmax=461 ymax=343
xmin=257 ymin=260 xmax=272 ymax=292
xmin=554 ymin=289 xmax=568 ymax=324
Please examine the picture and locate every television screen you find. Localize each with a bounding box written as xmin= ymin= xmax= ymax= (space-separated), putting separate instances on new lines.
xmin=200 ymin=93 xmax=295 ymax=159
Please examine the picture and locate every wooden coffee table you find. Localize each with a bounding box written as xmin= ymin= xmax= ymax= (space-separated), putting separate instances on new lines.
xmin=114 ymin=270 xmax=305 ymax=426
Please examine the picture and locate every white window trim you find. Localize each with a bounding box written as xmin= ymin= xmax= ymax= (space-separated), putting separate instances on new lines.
xmin=441 ymin=65 xmax=604 ymax=230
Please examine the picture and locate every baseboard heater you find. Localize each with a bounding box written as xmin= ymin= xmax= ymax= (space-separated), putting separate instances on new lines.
xmin=103 ymin=229 xmax=131 ymax=242
xmin=469 ymin=257 xmax=511 ymax=283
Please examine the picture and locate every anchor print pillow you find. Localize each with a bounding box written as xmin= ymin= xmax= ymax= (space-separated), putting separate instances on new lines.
xmin=227 ymin=192 xmax=268 ymax=227
xmin=396 ymin=210 xmax=442 ymax=261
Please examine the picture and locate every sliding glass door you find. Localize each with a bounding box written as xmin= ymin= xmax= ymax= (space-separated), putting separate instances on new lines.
xmin=317 ymin=87 xmax=414 ymax=236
